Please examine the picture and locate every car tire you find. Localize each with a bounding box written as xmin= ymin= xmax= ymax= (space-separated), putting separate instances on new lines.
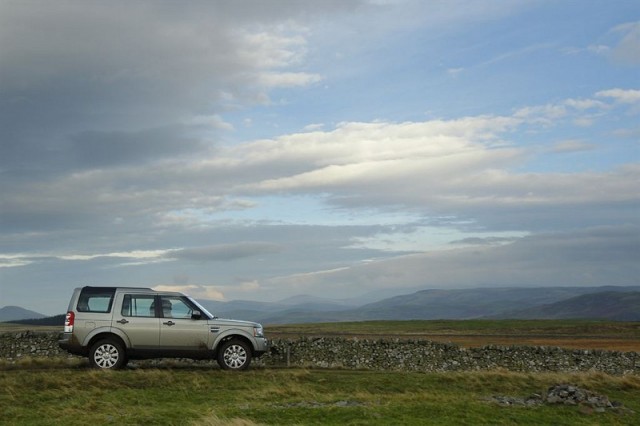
xmin=217 ymin=339 xmax=252 ymax=370
xmin=89 ymin=338 xmax=127 ymax=369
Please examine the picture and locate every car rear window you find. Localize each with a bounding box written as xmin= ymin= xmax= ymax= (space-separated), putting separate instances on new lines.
xmin=77 ymin=287 xmax=115 ymax=313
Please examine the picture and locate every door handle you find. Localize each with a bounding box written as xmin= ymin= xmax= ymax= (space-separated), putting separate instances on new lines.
xmin=116 ymin=318 xmax=129 ymax=324
xmin=163 ymin=321 xmax=175 ymax=326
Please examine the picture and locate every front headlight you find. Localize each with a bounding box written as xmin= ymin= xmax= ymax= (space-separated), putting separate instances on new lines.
xmin=253 ymin=325 xmax=264 ymax=337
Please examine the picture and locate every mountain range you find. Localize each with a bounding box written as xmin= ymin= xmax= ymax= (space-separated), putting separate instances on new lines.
xmin=3 ymin=286 xmax=640 ymax=325
xmin=197 ymin=286 xmax=640 ymax=323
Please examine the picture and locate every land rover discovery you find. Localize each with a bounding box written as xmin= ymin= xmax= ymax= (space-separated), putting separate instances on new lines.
xmin=58 ymin=286 xmax=269 ymax=370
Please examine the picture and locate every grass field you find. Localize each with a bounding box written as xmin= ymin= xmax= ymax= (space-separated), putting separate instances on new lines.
xmin=1 ymin=366 xmax=639 ymax=425
xmin=2 ymin=320 xmax=639 ymax=424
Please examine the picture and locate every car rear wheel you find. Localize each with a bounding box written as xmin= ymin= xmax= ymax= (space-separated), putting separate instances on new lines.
xmin=89 ymin=338 xmax=127 ymax=369
xmin=217 ymin=339 xmax=252 ymax=370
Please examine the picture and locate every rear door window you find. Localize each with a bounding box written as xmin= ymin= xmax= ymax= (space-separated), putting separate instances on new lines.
xmin=121 ymin=294 xmax=157 ymax=317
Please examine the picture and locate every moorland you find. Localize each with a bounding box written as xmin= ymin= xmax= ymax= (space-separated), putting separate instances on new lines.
xmin=1 ymin=320 xmax=639 ymax=425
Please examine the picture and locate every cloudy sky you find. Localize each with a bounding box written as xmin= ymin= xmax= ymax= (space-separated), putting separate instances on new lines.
xmin=1 ymin=0 xmax=639 ymax=315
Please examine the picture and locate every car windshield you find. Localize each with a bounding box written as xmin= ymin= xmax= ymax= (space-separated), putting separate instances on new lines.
xmin=188 ymin=296 xmax=215 ymax=319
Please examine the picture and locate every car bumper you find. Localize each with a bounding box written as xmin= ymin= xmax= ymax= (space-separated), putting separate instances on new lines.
xmin=58 ymin=332 xmax=71 ymax=350
xmin=58 ymin=332 xmax=85 ymax=356
xmin=253 ymin=337 xmax=270 ymax=357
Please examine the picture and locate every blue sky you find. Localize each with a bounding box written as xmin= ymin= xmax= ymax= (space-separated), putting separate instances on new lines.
xmin=1 ymin=0 xmax=639 ymax=315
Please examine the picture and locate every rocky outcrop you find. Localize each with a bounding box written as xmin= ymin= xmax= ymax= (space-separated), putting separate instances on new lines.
xmin=488 ymin=384 xmax=632 ymax=414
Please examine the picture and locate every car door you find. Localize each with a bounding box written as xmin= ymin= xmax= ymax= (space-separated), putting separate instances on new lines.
xmin=157 ymin=295 xmax=211 ymax=351
xmin=113 ymin=293 xmax=160 ymax=348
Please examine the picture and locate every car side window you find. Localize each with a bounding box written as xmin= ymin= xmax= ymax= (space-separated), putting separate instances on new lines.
xmin=121 ymin=294 xmax=157 ymax=317
xmin=159 ymin=296 xmax=194 ymax=319
xmin=77 ymin=288 xmax=115 ymax=313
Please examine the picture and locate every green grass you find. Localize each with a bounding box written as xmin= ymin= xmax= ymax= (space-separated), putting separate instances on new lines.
xmin=1 ymin=366 xmax=638 ymax=425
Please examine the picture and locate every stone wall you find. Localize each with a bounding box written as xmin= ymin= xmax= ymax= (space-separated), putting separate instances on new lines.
xmin=1 ymin=331 xmax=64 ymax=360
xmin=1 ymin=332 xmax=638 ymax=375
xmin=262 ymin=337 xmax=640 ymax=375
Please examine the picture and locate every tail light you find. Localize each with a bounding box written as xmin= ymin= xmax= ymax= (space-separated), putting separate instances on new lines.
xmin=64 ymin=311 xmax=75 ymax=333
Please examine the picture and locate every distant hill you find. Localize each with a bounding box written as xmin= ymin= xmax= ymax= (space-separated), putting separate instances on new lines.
xmin=235 ymin=286 xmax=640 ymax=324
xmin=349 ymin=287 xmax=598 ymax=320
xmin=5 ymin=286 xmax=640 ymax=326
xmin=204 ymin=286 xmax=640 ymax=324
xmin=493 ymin=291 xmax=640 ymax=321
xmin=0 ymin=306 xmax=46 ymax=322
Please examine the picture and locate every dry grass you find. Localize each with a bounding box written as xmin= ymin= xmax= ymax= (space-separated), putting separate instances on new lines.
xmin=0 ymin=323 xmax=60 ymax=332
xmin=422 ymin=336 xmax=640 ymax=351
xmin=268 ymin=320 xmax=640 ymax=352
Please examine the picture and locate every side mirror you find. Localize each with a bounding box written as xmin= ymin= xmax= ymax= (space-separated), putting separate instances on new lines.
xmin=191 ymin=310 xmax=202 ymax=320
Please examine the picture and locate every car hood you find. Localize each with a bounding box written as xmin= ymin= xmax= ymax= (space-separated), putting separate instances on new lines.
xmin=207 ymin=318 xmax=261 ymax=328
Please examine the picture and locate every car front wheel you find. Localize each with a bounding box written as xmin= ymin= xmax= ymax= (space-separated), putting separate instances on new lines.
xmin=89 ymin=338 xmax=127 ymax=369
xmin=217 ymin=339 xmax=252 ymax=370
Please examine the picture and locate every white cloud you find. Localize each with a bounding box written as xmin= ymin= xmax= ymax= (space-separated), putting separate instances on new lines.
xmin=0 ymin=255 xmax=33 ymax=268
xmin=586 ymin=21 xmax=639 ymax=65
xmin=595 ymin=88 xmax=640 ymax=104
xmin=587 ymin=44 xmax=610 ymax=55
xmin=609 ymin=21 xmax=640 ymax=65
xmin=59 ymin=250 xmax=170 ymax=262
xmin=563 ymin=98 xmax=608 ymax=110
xmin=303 ymin=123 xmax=325 ymax=131
xmin=0 ymin=249 xmax=174 ymax=269
xmin=0 ymin=1 xmax=338 ymax=156
xmin=513 ymin=104 xmax=567 ymax=125
xmin=2 ymin=91 xmax=637 ymax=244
xmin=188 ymin=115 xmax=234 ymax=130
xmin=550 ymin=139 xmax=596 ymax=153
xmin=237 ymin=280 xmax=261 ymax=293
xmin=222 ymin=102 xmax=635 ymax=221
xmin=257 ymin=72 xmax=323 ymax=88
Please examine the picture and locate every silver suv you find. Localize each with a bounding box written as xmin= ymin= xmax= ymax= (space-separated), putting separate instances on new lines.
xmin=58 ymin=286 xmax=269 ymax=370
